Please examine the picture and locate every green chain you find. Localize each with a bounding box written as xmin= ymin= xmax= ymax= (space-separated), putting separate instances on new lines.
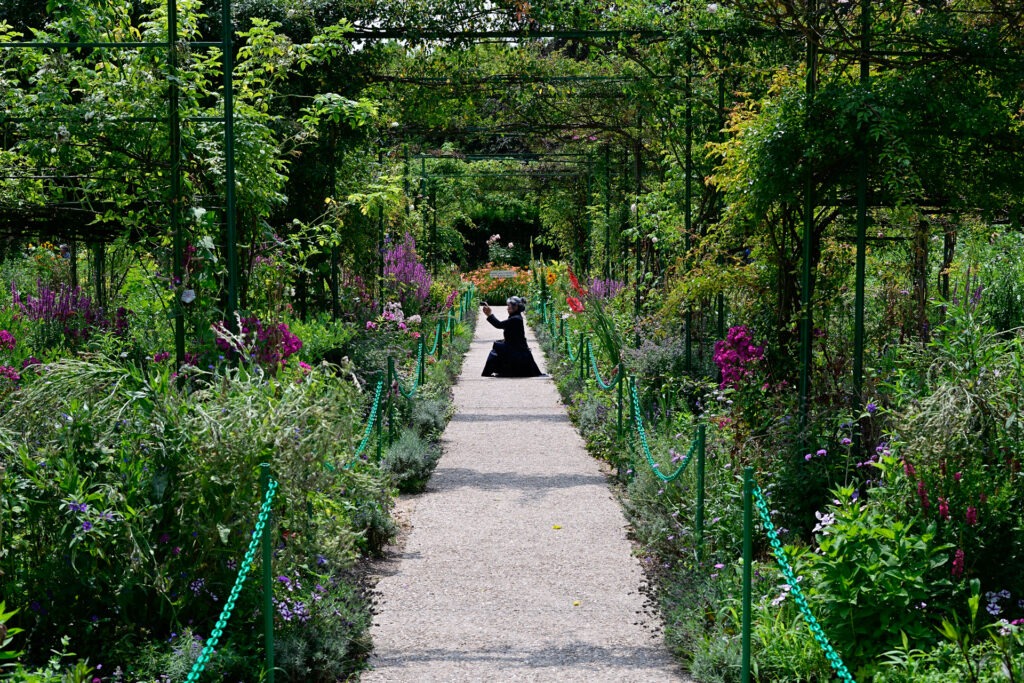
xmin=586 ymin=340 xmax=622 ymax=390
xmin=629 ymin=381 xmax=698 ymax=483
xmin=751 ymin=485 xmax=857 ymax=683
xmin=427 ymin=321 xmax=442 ymax=357
xmin=183 ymin=478 xmax=279 ymax=683
xmin=396 ymin=343 xmax=424 ymax=399
xmin=564 ymin=327 xmax=578 ymax=361
xmin=350 ymin=379 xmax=384 ymax=462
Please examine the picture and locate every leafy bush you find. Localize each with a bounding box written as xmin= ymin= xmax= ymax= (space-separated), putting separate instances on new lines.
xmin=0 ymin=357 xmax=386 ymax=671
xmin=794 ymin=480 xmax=954 ymax=678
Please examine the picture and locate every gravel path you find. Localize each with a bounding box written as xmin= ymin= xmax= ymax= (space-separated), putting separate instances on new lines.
xmin=361 ymin=310 xmax=688 ymax=682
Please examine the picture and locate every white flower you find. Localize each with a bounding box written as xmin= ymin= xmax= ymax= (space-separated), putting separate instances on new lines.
xmin=407 ymin=315 xmax=422 ymax=325
xmin=181 ymin=289 xmax=196 ymax=304
xmin=707 ymin=3 xmax=718 ymax=11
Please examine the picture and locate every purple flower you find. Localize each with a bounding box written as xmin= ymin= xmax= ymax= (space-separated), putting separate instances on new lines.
xmin=840 ymin=438 xmax=852 ymax=446
xmin=866 ymin=402 xmax=877 ymax=414
xmin=81 ymin=521 xmax=93 ymax=532
xmin=0 ymin=329 xmax=15 ymax=350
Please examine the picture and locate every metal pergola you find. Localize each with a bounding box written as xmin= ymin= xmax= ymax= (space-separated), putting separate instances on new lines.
xmin=3 ymin=2 xmax=1020 ymax=439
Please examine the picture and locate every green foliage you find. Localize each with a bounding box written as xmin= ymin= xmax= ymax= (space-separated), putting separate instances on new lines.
xmin=382 ymin=428 xmax=442 ymax=494
xmin=0 ymin=357 xmax=382 ymax=668
xmin=795 ymin=482 xmax=953 ymax=678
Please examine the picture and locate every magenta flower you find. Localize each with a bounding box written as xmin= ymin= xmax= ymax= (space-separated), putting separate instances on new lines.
xmin=713 ymin=326 xmax=764 ymax=388
xmin=966 ymin=506 xmax=978 ymax=526
xmin=952 ymin=548 xmax=965 ymax=578
xmin=938 ymin=497 xmax=950 ymax=521
xmin=0 ymin=329 xmax=15 ymax=350
xmin=0 ymin=365 xmax=21 ymax=384
xmin=366 ymin=320 xmax=377 ymax=331
xmin=917 ymin=481 xmax=930 ymax=510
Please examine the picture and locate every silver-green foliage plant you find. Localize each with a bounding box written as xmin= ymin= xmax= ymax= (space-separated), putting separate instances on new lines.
xmin=382 ymin=428 xmax=441 ymax=494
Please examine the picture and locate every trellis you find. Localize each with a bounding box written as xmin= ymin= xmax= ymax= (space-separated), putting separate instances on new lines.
xmin=0 ymin=0 xmax=242 ymax=368
xmin=3 ymin=2 xmax=1022 ymax=440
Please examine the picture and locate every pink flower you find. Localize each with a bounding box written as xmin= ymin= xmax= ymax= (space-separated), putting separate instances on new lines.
xmin=966 ymin=506 xmax=978 ymax=526
xmin=366 ymin=320 xmax=378 ymax=330
xmin=917 ymin=481 xmax=930 ymax=510
xmin=938 ymin=497 xmax=950 ymax=520
xmin=903 ymin=460 xmax=916 ymax=478
xmin=951 ymin=548 xmax=964 ymax=578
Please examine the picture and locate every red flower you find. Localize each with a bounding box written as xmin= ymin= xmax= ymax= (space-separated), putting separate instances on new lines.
xmin=566 ymin=296 xmax=585 ymax=313
xmin=567 ymin=267 xmax=588 ymax=297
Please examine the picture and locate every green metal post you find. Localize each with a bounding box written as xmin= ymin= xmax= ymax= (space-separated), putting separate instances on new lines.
xmin=559 ymin=317 xmax=565 ymax=342
xmin=716 ymin=39 xmax=727 ymax=344
xmin=437 ymin=321 xmax=444 ymax=359
xmin=741 ymin=467 xmax=753 ymax=683
xmin=430 ymin=184 xmax=438 ymax=275
xmin=616 ymin=370 xmax=624 ymax=437
xmin=598 ymin=145 xmax=606 ymax=278
xmin=695 ymin=424 xmax=706 ymax=563
xmin=259 ymin=463 xmax=275 ymax=683
xmin=168 ymin=0 xmax=185 ymax=369
xmin=387 ymin=357 xmax=396 ymax=445
xmin=579 ymin=336 xmax=587 ymax=380
xmin=633 ymin=139 xmax=642 ymax=345
xmin=799 ymin=0 xmax=819 ymax=433
xmin=223 ymin=0 xmax=239 ymax=324
xmin=378 ymin=205 xmax=385 ymax=314
xmin=94 ymin=242 xmax=106 ymax=310
xmin=684 ymin=38 xmax=694 ymax=373
xmin=852 ymin=0 xmax=871 ymax=419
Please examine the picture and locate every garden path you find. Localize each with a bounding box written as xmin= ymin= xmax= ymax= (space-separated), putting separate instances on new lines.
xmin=361 ymin=309 xmax=688 ymax=682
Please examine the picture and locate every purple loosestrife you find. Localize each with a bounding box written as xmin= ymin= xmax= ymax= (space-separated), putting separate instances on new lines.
xmin=12 ymin=281 xmax=130 ymax=345
xmin=952 ymin=548 xmax=965 ymax=578
xmin=588 ymin=277 xmax=625 ymax=300
xmin=383 ymin=233 xmax=432 ymax=307
xmin=0 ymin=330 xmax=15 ymax=350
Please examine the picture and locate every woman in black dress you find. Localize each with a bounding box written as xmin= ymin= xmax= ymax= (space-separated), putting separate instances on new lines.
xmin=480 ymin=296 xmax=543 ymax=377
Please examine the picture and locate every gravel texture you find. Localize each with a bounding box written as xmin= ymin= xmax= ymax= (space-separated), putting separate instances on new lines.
xmin=361 ymin=310 xmax=689 ymax=682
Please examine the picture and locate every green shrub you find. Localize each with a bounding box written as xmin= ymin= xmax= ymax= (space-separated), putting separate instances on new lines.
xmin=381 ymin=428 xmax=442 ymax=494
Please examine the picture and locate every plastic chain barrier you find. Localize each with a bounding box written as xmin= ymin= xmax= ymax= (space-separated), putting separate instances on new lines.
xmin=427 ymin=320 xmax=443 ymax=357
xmin=751 ymin=484 xmax=857 ymax=683
xmin=184 ymin=477 xmax=279 ymax=682
xmin=586 ymin=340 xmax=623 ymax=390
xmin=629 ymin=380 xmax=700 ymax=483
xmin=564 ymin=326 xmax=579 ymax=361
xmin=321 ymin=379 xmax=385 ymax=472
xmin=397 ymin=342 xmax=425 ymax=399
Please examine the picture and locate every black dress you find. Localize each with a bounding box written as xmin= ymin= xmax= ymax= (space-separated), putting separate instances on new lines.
xmin=481 ymin=312 xmax=543 ymax=377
